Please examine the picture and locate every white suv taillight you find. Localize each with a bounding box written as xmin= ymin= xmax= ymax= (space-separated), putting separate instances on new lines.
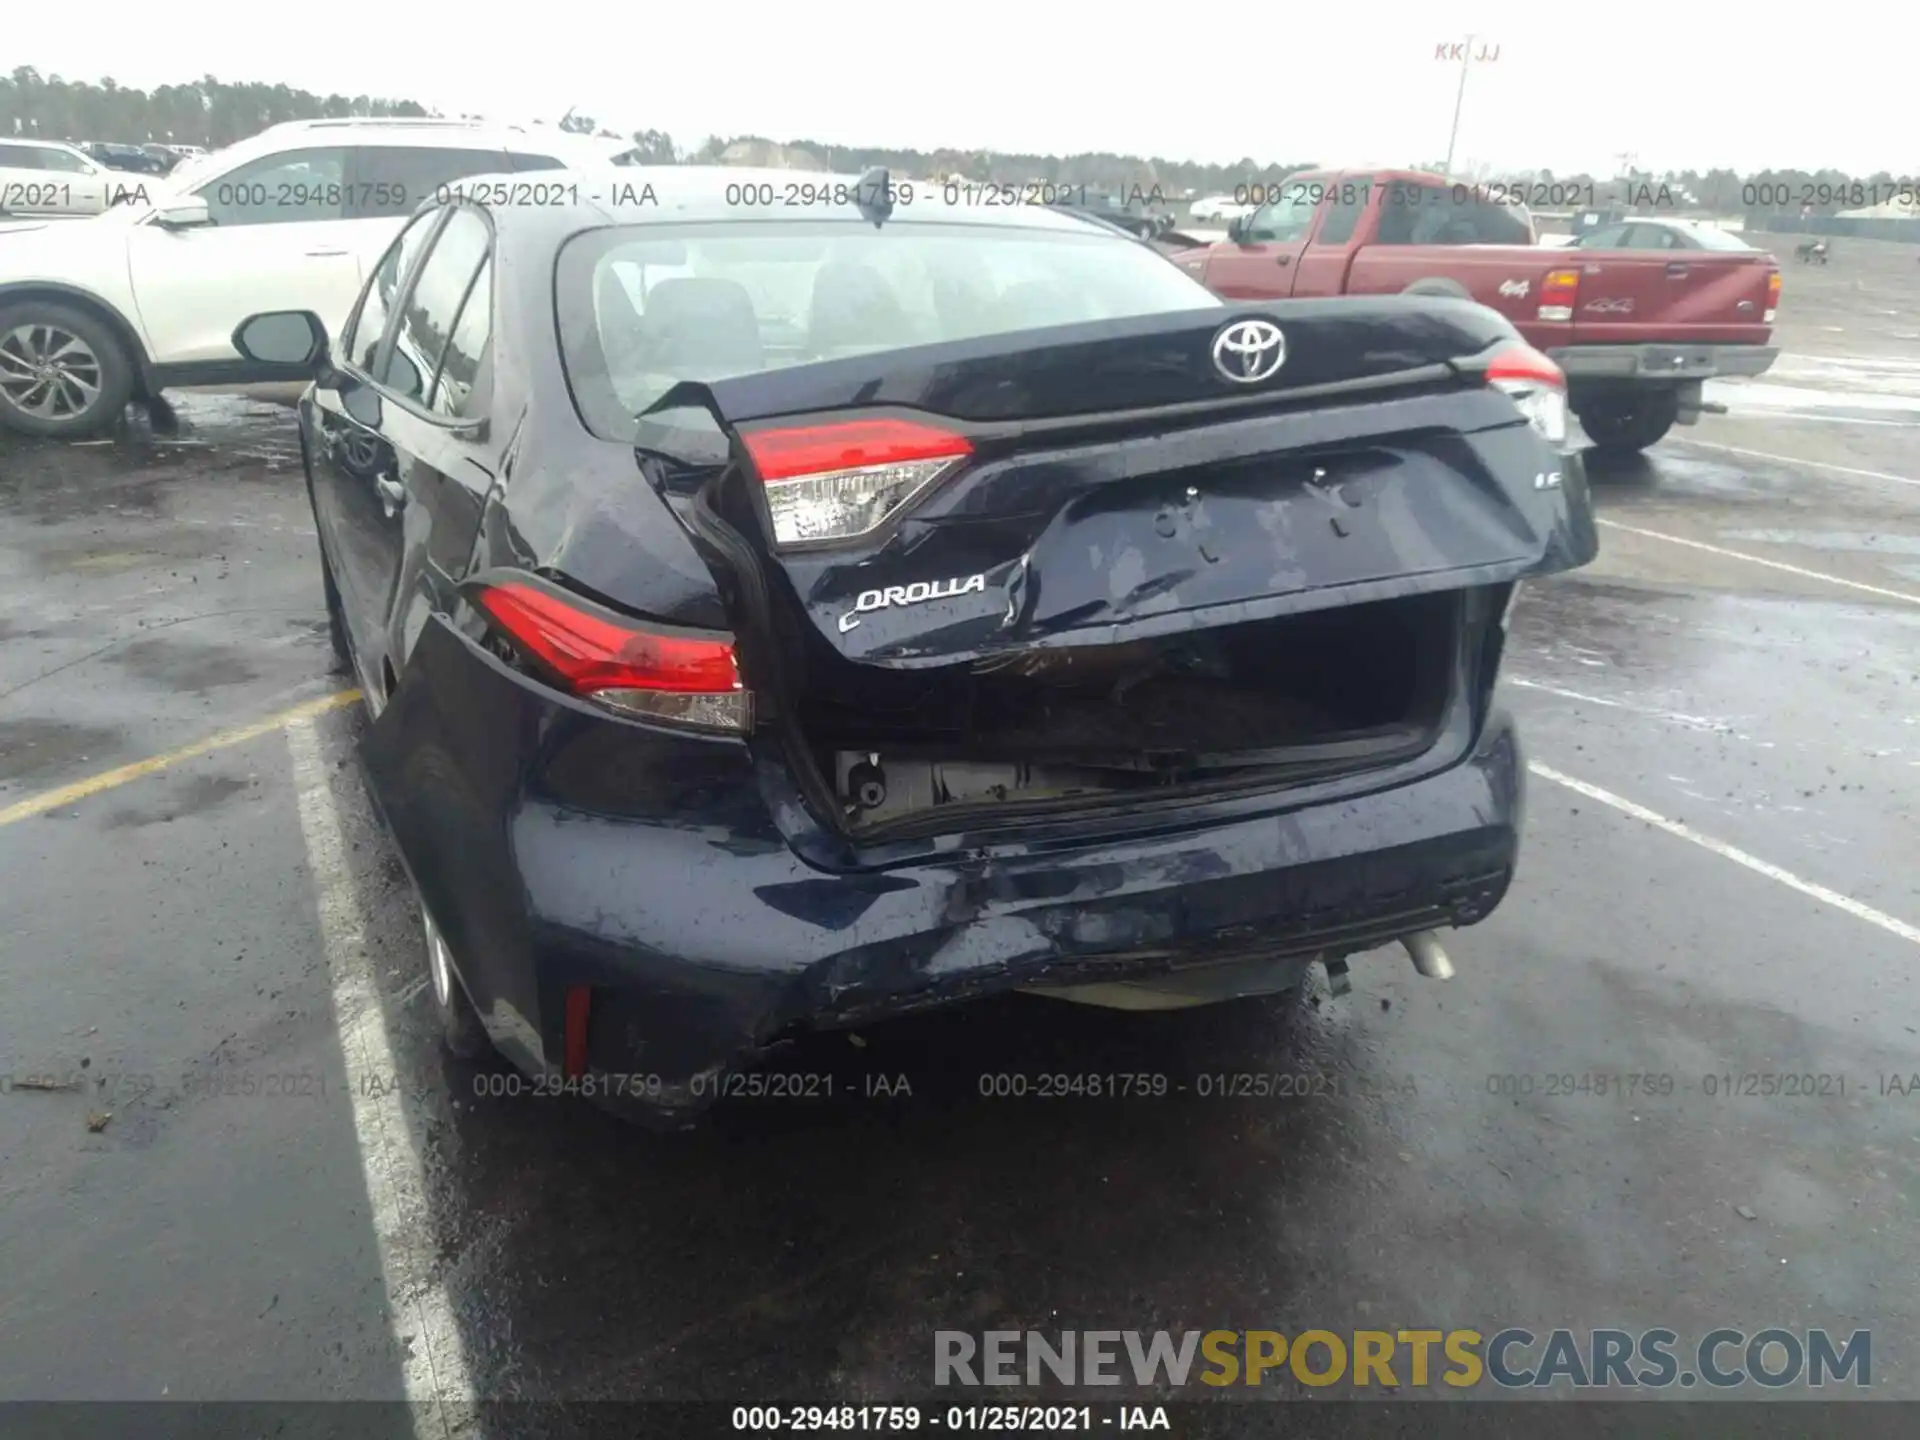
xmin=1485 ymin=342 xmax=1569 ymax=447
xmin=742 ymin=419 xmax=973 ymax=548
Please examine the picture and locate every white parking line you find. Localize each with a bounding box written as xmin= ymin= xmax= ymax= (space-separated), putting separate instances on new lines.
xmin=1595 ymin=519 xmax=1920 ymax=606
xmin=286 ymin=716 xmax=475 ymax=1436
xmin=1668 ymin=437 xmax=1920 ymax=489
xmin=1508 ymin=677 xmax=1747 ymax=737
xmin=1530 ymin=761 xmax=1920 ymax=948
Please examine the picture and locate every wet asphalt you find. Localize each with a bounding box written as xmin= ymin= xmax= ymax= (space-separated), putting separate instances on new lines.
xmin=1 ymin=246 xmax=1918 ymax=1426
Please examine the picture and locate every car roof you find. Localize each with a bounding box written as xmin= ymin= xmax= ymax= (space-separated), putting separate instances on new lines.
xmin=214 ymin=118 xmax=634 ymax=167
xmin=442 ymin=165 xmax=1125 ymax=236
xmin=262 ymin=117 xmax=625 ymax=146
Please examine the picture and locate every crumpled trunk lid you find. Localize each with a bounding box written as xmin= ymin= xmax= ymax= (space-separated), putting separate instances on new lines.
xmin=652 ymin=299 xmax=1590 ymax=668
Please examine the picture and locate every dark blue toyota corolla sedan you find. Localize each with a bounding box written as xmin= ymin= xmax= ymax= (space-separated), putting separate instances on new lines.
xmin=231 ymin=165 xmax=1597 ymax=1125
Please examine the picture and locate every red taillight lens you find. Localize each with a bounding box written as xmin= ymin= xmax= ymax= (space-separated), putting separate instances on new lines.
xmin=1537 ymin=267 xmax=1580 ymax=322
xmin=1486 ymin=342 xmax=1565 ymax=390
xmin=1765 ymin=269 xmax=1780 ymax=322
xmin=742 ymin=418 xmax=973 ymax=548
xmin=474 ymin=581 xmax=750 ymax=732
xmin=1485 ymin=341 xmax=1569 ymax=447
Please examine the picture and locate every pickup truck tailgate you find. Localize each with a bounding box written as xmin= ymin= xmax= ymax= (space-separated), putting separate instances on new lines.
xmin=1567 ymin=251 xmax=1776 ymax=345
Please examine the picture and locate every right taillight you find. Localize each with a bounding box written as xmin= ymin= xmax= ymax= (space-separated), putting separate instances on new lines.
xmin=742 ymin=418 xmax=973 ymax=549
xmin=1485 ymin=342 xmax=1569 ymax=447
xmin=1765 ymin=268 xmax=1780 ymax=323
xmin=473 ymin=579 xmax=751 ymax=733
xmin=1538 ymin=268 xmax=1580 ymax=323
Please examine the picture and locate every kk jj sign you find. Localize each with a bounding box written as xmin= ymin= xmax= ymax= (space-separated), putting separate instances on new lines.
xmin=1436 ymin=41 xmax=1501 ymax=61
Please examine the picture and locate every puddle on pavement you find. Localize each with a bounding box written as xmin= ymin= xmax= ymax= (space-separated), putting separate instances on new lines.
xmin=0 ymin=718 xmax=127 ymax=784
xmin=112 ymin=636 xmax=260 ymax=694
xmin=0 ymin=392 xmax=302 ymax=523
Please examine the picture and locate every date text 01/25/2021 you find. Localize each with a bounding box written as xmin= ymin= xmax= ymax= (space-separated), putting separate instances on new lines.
xmin=730 ymin=1405 xmax=1169 ymax=1432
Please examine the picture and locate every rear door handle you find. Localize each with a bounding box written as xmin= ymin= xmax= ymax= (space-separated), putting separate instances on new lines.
xmin=1666 ymin=262 xmax=1689 ymax=277
xmin=1275 ymin=254 xmax=1292 ymax=266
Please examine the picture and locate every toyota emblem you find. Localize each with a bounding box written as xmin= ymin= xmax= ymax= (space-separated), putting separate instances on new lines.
xmin=1211 ymin=318 xmax=1286 ymax=384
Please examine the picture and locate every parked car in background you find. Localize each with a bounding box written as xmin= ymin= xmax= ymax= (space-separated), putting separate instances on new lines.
xmin=0 ymin=139 xmax=130 ymax=218
xmin=225 ymin=166 xmax=1596 ymax=1125
xmin=80 ymin=142 xmax=173 ymax=176
xmin=1191 ymin=194 xmax=1255 ymax=222
xmin=1057 ymin=192 xmax=1174 ymax=238
xmin=137 ymin=144 xmax=184 ymax=175
xmin=0 ymin=118 xmax=636 ymax=437
xmin=1165 ymin=168 xmax=1780 ymax=456
xmin=1571 ymin=217 xmax=1755 ymax=251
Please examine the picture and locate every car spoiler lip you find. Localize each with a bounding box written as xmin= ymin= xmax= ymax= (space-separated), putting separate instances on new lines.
xmin=636 ymin=297 xmax=1520 ymax=431
xmin=643 ymin=356 xmax=1477 ymax=451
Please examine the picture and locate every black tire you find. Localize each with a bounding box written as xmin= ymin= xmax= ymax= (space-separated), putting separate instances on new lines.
xmin=0 ymin=300 xmax=136 ymax=439
xmin=421 ymin=896 xmax=492 ymax=1061
xmin=320 ymin=550 xmax=353 ymax=675
xmin=1576 ymin=390 xmax=1679 ymax=457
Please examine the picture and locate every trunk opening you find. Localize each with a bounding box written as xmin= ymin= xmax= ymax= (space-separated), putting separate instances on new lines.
xmin=800 ymin=591 xmax=1463 ymax=836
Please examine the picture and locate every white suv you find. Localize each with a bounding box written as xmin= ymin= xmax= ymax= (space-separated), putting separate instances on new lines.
xmin=0 ymin=119 xmax=634 ymax=437
xmin=0 ymin=139 xmax=131 ymax=219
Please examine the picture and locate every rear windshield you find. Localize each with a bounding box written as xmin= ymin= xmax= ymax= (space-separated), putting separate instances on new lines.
xmin=556 ymin=220 xmax=1220 ymax=441
xmin=1677 ymin=225 xmax=1756 ymax=251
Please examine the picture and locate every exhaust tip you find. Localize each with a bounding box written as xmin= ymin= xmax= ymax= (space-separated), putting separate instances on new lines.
xmin=1402 ymin=930 xmax=1455 ymax=980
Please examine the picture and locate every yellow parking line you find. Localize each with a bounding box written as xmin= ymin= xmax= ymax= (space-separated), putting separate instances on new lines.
xmin=0 ymin=689 xmax=360 ymax=828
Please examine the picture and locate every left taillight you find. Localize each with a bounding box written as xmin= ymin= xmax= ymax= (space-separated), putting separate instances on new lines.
xmin=1484 ymin=341 xmax=1569 ymax=447
xmin=473 ymin=580 xmax=751 ymax=733
xmin=742 ymin=418 xmax=973 ymax=549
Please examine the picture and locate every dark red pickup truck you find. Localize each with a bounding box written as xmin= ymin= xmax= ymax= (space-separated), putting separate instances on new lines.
xmin=1166 ymin=169 xmax=1781 ymax=455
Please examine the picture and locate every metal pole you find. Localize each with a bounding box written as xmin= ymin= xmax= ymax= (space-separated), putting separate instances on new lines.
xmin=1443 ymin=34 xmax=1473 ymax=176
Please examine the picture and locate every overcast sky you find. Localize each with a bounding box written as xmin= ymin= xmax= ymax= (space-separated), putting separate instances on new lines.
xmin=9 ymin=2 xmax=1907 ymax=176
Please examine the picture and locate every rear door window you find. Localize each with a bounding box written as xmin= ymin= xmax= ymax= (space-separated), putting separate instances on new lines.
xmin=432 ymin=258 xmax=493 ymax=417
xmin=342 ymin=207 xmax=445 ymax=374
xmin=346 ymin=146 xmax=516 ymax=218
xmin=198 ymin=148 xmax=349 ymax=226
xmin=1312 ymin=183 xmax=1367 ymax=246
xmin=38 ymin=147 xmax=96 ymax=175
xmin=1374 ymin=181 xmax=1452 ymax=244
xmin=376 ymin=207 xmax=491 ymax=404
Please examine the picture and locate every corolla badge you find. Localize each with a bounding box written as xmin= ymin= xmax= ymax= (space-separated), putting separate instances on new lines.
xmin=838 ymin=573 xmax=987 ymax=634
xmin=1211 ymin=318 xmax=1286 ymax=384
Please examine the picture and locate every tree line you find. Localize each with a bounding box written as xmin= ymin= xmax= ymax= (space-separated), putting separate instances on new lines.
xmin=3 ymin=68 xmax=1903 ymax=214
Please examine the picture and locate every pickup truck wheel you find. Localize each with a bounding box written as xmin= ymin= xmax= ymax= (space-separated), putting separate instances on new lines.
xmin=1576 ymin=390 xmax=1679 ymax=456
xmin=0 ymin=302 xmax=135 ymax=439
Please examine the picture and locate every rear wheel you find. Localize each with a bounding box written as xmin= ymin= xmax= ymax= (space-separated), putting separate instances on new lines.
xmin=421 ymin=898 xmax=491 ymax=1060
xmin=0 ymin=301 xmax=136 ymax=439
xmin=1575 ymin=389 xmax=1678 ymax=456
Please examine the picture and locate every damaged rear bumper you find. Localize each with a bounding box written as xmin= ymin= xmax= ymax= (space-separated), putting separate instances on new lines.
xmin=365 ymin=619 xmax=1525 ymax=1127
